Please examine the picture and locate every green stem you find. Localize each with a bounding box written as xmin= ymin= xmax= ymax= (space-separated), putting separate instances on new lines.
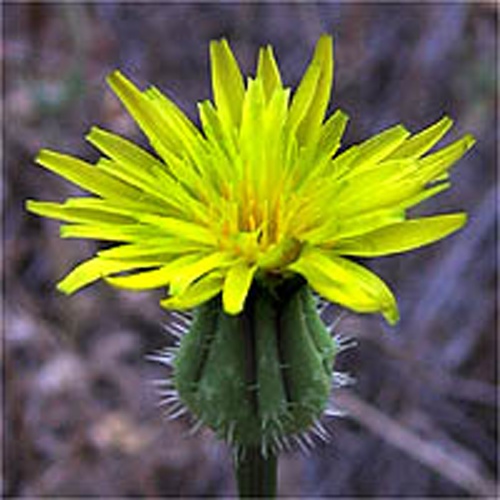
xmin=235 ymin=446 xmax=278 ymax=498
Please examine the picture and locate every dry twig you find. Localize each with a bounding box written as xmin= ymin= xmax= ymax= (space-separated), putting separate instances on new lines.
xmin=336 ymin=390 xmax=498 ymax=497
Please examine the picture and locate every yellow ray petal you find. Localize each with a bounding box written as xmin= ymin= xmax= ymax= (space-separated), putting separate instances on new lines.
xmin=222 ymin=262 xmax=258 ymax=315
xmin=287 ymin=37 xmax=326 ymax=145
xmin=290 ymin=247 xmax=399 ymax=324
xmin=26 ymin=200 xmax=134 ymax=225
xmin=144 ymin=85 xmax=206 ymax=160
xmin=97 ymin=241 xmax=189 ymax=260
xmin=86 ymin=126 xmax=169 ymax=179
xmin=160 ymin=272 xmax=224 ymax=311
xmin=57 ymin=257 xmax=163 ymax=294
xmin=64 ymin=194 xmax=169 ymax=216
xmin=106 ymin=71 xmax=181 ymax=160
xmin=210 ymin=38 xmax=245 ymax=128
xmin=106 ymin=254 xmax=199 ymax=290
xmin=400 ymin=181 xmax=450 ymax=209
xmin=306 ymin=208 xmax=404 ymax=245
xmin=325 ymin=159 xmax=421 ymax=216
xmin=418 ymin=134 xmax=476 ymax=182
xmin=295 ymin=34 xmax=334 ymax=145
xmin=334 ymin=213 xmax=466 ymax=257
xmin=169 ymin=252 xmax=234 ymax=296
xmin=345 ymin=124 xmax=410 ymax=175
xmin=86 ymin=127 xmax=193 ymax=212
xmin=318 ymin=109 xmax=349 ymax=159
xmin=35 ymin=149 xmax=143 ymax=200
xmin=60 ymin=223 xmax=157 ymax=242
xmin=388 ymin=115 xmax=453 ymax=160
xmin=256 ymin=45 xmax=282 ymax=101
xmin=138 ymin=215 xmax=216 ymax=246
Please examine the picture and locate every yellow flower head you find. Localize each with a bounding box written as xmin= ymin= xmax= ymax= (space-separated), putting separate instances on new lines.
xmin=27 ymin=35 xmax=475 ymax=324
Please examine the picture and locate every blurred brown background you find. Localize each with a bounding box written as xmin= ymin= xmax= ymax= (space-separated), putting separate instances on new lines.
xmin=4 ymin=2 xmax=498 ymax=498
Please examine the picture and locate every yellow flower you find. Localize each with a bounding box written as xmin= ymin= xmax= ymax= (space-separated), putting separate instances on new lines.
xmin=26 ymin=35 xmax=474 ymax=324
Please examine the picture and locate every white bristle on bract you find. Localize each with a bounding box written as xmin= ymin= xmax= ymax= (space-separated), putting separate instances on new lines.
xmin=188 ymin=418 xmax=204 ymax=436
xmin=291 ymin=434 xmax=309 ymax=454
xmin=171 ymin=310 xmax=193 ymax=322
xmin=324 ymin=394 xmax=348 ymax=418
xmin=311 ymin=419 xmax=330 ymax=442
xmin=166 ymin=404 xmax=188 ymax=421
xmin=146 ymin=353 xmax=174 ymax=367
xmin=334 ymin=333 xmax=358 ymax=353
xmin=332 ymin=371 xmax=356 ymax=388
xmin=146 ymin=345 xmax=178 ymax=367
xmin=322 ymin=308 xmax=347 ymax=330
xmin=161 ymin=322 xmax=186 ymax=341
xmin=149 ymin=378 xmax=175 ymax=388
xmin=157 ymin=388 xmax=179 ymax=397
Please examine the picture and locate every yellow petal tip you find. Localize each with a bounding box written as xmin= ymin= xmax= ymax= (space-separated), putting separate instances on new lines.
xmin=106 ymin=69 xmax=125 ymax=86
xmin=383 ymin=306 xmax=400 ymax=326
xmin=463 ymin=134 xmax=476 ymax=150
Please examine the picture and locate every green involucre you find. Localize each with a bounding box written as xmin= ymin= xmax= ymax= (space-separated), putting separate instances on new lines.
xmin=173 ymin=279 xmax=335 ymax=453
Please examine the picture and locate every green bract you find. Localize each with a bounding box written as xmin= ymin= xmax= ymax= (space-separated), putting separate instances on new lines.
xmin=26 ymin=35 xmax=475 ymax=324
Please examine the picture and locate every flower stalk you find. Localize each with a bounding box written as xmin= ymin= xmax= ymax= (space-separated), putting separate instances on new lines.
xmin=235 ymin=446 xmax=277 ymax=498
